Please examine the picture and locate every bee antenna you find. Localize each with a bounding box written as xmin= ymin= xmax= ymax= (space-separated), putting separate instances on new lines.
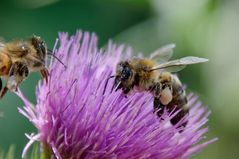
xmin=103 ymin=75 xmax=115 ymax=95
xmin=47 ymin=49 xmax=67 ymax=69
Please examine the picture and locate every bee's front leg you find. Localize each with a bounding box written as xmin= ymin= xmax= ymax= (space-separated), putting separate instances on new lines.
xmin=122 ymin=86 xmax=133 ymax=94
xmin=40 ymin=68 xmax=49 ymax=84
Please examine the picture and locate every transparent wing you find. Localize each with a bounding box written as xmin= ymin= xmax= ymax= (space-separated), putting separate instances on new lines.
xmin=0 ymin=36 xmax=5 ymax=48
xmin=158 ymin=65 xmax=186 ymax=73
xmin=149 ymin=43 xmax=176 ymax=62
xmin=0 ymin=42 xmax=5 ymax=53
xmin=0 ymin=42 xmax=4 ymax=48
xmin=149 ymin=56 xmax=209 ymax=72
xmin=0 ymin=36 xmax=5 ymax=42
xmin=0 ymin=36 xmax=5 ymax=49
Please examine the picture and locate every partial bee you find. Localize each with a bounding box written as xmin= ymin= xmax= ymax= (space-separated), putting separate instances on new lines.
xmin=104 ymin=44 xmax=208 ymax=129
xmin=154 ymin=71 xmax=189 ymax=129
xmin=0 ymin=35 xmax=65 ymax=98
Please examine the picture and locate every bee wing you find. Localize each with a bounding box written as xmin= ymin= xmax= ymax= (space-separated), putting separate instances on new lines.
xmin=0 ymin=43 xmax=5 ymax=53
xmin=0 ymin=36 xmax=5 ymax=43
xmin=0 ymin=42 xmax=4 ymax=48
xmin=149 ymin=56 xmax=209 ymax=72
xmin=149 ymin=43 xmax=175 ymax=62
xmin=0 ymin=37 xmax=5 ymax=48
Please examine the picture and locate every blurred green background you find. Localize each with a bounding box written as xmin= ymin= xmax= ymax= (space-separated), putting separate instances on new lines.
xmin=0 ymin=0 xmax=238 ymax=158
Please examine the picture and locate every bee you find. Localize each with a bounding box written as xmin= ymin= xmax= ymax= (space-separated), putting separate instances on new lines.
xmin=0 ymin=35 xmax=66 ymax=98
xmin=104 ymin=44 xmax=208 ymax=129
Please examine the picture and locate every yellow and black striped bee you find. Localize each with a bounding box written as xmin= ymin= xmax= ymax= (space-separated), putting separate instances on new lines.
xmin=105 ymin=44 xmax=208 ymax=129
xmin=0 ymin=35 xmax=65 ymax=98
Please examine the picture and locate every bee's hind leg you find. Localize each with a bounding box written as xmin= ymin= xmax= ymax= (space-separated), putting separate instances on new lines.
xmin=0 ymin=87 xmax=9 ymax=99
xmin=153 ymin=82 xmax=164 ymax=118
xmin=0 ymin=62 xmax=29 ymax=98
xmin=0 ymin=78 xmax=2 ymax=91
xmin=0 ymin=65 xmax=13 ymax=98
xmin=170 ymin=107 xmax=189 ymax=131
xmin=154 ymin=97 xmax=165 ymax=118
xmin=0 ymin=78 xmax=7 ymax=99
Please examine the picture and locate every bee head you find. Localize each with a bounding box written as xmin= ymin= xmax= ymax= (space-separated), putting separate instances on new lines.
xmin=113 ymin=61 xmax=134 ymax=92
xmin=31 ymin=35 xmax=47 ymax=60
xmin=117 ymin=61 xmax=133 ymax=81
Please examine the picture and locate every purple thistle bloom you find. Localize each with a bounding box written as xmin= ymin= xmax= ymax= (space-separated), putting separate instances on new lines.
xmin=18 ymin=31 xmax=217 ymax=159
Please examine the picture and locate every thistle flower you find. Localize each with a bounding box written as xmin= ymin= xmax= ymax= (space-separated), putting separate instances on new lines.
xmin=18 ymin=31 xmax=217 ymax=159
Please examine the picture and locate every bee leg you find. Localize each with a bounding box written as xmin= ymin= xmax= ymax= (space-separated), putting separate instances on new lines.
xmin=153 ymin=82 xmax=164 ymax=118
xmin=15 ymin=63 xmax=29 ymax=89
xmin=2 ymin=62 xmax=29 ymax=97
xmin=170 ymin=107 xmax=189 ymax=131
xmin=0 ymin=64 xmax=14 ymax=98
xmin=0 ymin=78 xmax=2 ymax=91
xmin=40 ymin=68 xmax=49 ymax=84
xmin=123 ymin=87 xmax=131 ymax=94
xmin=0 ymin=86 xmax=9 ymax=98
xmin=154 ymin=97 xmax=165 ymax=118
xmin=122 ymin=84 xmax=134 ymax=97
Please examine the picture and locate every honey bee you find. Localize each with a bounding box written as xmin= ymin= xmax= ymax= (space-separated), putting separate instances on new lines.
xmin=104 ymin=44 xmax=208 ymax=129
xmin=0 ymin=35 xmax=65 ymax=98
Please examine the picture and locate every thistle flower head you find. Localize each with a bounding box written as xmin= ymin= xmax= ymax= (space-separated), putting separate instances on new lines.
xmin=18 ymin=31 xmax=216 ymax=159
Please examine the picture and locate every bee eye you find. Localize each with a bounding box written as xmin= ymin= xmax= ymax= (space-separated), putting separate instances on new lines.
xmin=38 ymin=42 xmax=46 ymax=57
xmin=121 ymin=67 xmax=132 ymax=80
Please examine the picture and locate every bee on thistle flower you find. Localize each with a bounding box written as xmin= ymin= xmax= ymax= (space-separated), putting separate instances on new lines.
xmin=18 ymin=31 xmax=217 ymax=159
xmin=106 ymin=44 xmax=208 ymax=129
